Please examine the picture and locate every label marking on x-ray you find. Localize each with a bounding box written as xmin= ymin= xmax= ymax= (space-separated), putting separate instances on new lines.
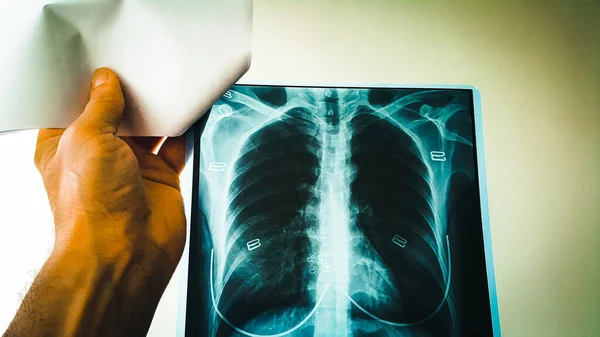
xmin=308 ymin=264 xmax=331 ymax=275
xmin=246 ymin=238 xmax=261 ymax=251
xmin=223 ymin=91 xmax=233 ymax=99
xmin=208 ymin=162 xmax=227 ymax=172
xmin=392 ymin=234 xmax=408 ymax=248
xmin=307 ymin=251 xmax=332 ymax=275
xmin=430 ymin=151 xmax=447 ymax=162
xmin=307 ymin=252 xmax=330 ymax=263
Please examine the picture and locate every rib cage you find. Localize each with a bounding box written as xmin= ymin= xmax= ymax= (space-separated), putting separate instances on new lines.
xmin=214 ymin=108 xmax=323 ymax=336
xmin=347 ymin=109 xmax=451 ymax=336
xmin=199 ymin=87 xmax=476 ymax=337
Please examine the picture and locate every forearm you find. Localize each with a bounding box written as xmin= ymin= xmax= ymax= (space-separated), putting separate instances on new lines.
xmin=3 ymin=235 xmax=174 ymax=337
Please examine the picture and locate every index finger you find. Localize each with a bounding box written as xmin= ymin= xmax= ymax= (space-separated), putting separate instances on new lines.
xmin=37 ymin=128 xmax=65 ymax=144
xmin=33 ymin=129 xmax=65 ymax=170
xmin=34 ymin=128 xmax=65 ymax=170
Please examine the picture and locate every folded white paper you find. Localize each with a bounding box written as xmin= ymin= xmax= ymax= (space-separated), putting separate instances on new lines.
xmin=0 ymin=0 xmax=253 ymax=136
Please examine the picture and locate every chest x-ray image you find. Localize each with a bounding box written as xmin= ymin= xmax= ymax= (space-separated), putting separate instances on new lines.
xmin=185 ymin=85 xmax=500 ymax=337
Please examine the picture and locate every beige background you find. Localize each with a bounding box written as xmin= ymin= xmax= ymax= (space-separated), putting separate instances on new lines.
xmin=1 ymin=1 xmax=598 ymax=337
xmin=243 ymin=1 xmax=600 ymax=336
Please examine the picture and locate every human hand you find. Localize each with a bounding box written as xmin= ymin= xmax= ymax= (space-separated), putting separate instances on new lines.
xmin=33 ymin=68 xmax=187 ymax=273
xmin=16 ymin=68 xmax=187 ymax=336
xmin=5 ymin=68 xmax=188 ymax=337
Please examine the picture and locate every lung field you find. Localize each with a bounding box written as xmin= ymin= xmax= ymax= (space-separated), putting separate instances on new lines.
xmin=217 ymin=108 xmax=322 ymax=335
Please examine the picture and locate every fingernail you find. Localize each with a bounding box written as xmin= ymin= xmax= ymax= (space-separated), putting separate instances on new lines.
xmin=92 ymin=69 xmax=110 ymax=88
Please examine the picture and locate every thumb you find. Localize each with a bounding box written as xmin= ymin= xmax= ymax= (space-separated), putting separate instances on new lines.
xmin=73 ymin=68 xmax=125 ymax=135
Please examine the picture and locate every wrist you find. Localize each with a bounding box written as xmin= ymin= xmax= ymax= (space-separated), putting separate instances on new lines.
xmin=50 ymin=221 xmax=176 ymax=302
xmin=53 ymin=216 xmax=180 ymax=278
xmin=3 ymin=242 xmax=124 ymax=337
xmin=47 ymin=238 xmax=129 ymax=296
xmin=29 ymin=230 xmax=173 ymax=336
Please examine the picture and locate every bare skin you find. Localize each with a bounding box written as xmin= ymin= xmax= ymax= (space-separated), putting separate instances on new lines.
xmin=3 ymin=68 xmax=187 ymax=337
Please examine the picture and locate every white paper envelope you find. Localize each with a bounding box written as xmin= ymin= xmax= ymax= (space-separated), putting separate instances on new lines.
xmin=0 ymin=0 xmax=253 ymax=136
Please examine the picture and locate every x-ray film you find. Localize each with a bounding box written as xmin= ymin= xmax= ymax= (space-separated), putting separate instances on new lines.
xmin=184 ymin=85 xmax=501 ymax=337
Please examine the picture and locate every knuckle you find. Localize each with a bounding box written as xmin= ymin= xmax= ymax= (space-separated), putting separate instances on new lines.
xmin=61 ymin=126 xmax=81 ymax=144
xmin=87 ymin=95 xmax=125 ymax=111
